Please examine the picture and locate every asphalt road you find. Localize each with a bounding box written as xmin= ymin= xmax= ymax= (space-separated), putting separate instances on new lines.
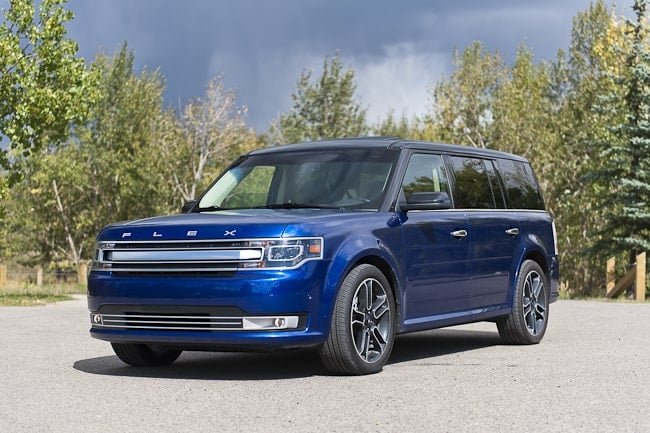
xmin=1 ymin=296 xmax=649 ymax=433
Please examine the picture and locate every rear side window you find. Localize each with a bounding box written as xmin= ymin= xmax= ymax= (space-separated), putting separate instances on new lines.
xmin=497 ymin=159 xmax=545 ymax=210
xmin=447 ymin=156 xmax=496 ymax=209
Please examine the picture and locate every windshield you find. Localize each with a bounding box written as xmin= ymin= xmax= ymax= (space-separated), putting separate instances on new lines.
xmin=197 ymin=148 xmax=398 ymax=211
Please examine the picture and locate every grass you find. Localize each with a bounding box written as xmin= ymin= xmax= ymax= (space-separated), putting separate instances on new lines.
xmin=0 ymin=283 xmax=86 ymax=306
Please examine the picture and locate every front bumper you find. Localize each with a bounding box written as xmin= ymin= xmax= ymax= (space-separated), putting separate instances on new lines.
xmin=87 ymin=261 xmax=334 ymax=350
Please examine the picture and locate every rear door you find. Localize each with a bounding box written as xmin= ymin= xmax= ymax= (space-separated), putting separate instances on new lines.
xmin=446 ymin=155 xmax=519 ymax=309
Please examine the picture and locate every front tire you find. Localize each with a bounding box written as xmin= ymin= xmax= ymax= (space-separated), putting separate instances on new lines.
xmin=319 ymin=264 xmax=396 ymax=375
xmin=497 ymin=260 xmax=550 ymax=344
xmin=111 ymin=343 xmax=182 ymax=367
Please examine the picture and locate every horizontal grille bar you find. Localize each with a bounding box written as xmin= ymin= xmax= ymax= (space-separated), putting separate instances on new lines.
xmin=91 ymin=311 xmax=302 ymax=331
xmin=108 ymin=248 xmax=262 ymax=263
xmin=99 ymin=313 xmax=241 ymax=331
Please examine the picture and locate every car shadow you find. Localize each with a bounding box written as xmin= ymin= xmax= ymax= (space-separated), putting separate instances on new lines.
xmin=73 ymin=328 xmax=502 ymax=380
xmin=388 ymin=328 xmax=502 ymax=365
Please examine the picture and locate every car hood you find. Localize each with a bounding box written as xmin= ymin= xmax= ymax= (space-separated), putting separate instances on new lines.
xmin=96 ymin=209 xmax=385 ymax=241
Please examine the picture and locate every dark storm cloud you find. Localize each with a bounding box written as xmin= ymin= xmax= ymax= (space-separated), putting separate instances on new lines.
xmin=65 ymin=0 xmax=632 ymax=132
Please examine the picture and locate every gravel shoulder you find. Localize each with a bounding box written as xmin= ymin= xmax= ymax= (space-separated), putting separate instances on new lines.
xmin=1 ymin=297 xmax=649 ymax=433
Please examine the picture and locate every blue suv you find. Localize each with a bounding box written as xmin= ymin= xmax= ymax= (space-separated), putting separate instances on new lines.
xmin=88 ymin=137 xmax=559 ymax=375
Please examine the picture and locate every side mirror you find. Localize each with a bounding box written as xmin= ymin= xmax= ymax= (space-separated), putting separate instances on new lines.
xmin=399 ymin=191 xmax=452 ymax=212
xmin=181 ymin=199 xmax=197 ymax=213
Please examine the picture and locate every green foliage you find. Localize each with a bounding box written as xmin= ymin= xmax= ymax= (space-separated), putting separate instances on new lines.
xmin=271 ymin=53 xmax=367 ymax=144
xmin=4 ymin=44 xmax=174 ymax=263
xmin=0 ymin=0 xmax=92 ymax=174
xmin=597 ymin=0 xmax=650 ymax=257
xmin=492 ymin=46 xmax=555 ymax=159
xmin=550 ymin=1 xmax=627 ymax=296
xmin=373 ymin=110 xmax=413 ymax=138
xmin=0 ymin=293 xmax=73 ymax=306
xmin=2 ymin=44 xmax=264 ymax=264
xmin=430 ymin=41 xmax=506 ymax=148
xmin=372 ymin=110 xmax=439 ymax=141
xmin=76 ymin=45 xmax=173 ymax=221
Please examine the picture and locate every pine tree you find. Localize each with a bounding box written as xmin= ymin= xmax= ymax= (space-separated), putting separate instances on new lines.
xmin=602 ymin=0 xmax=650 ymax=261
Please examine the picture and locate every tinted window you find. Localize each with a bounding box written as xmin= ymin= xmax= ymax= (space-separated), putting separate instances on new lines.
xmin=497 ymin=158 xmax=544 ymax=210
xmin=448 ymin=156 xmax=495 ymax=209
xmin=486 ymin=160 xmax=506 ymax=209
xmin=401 ymin=154 xmax=450 ymax=201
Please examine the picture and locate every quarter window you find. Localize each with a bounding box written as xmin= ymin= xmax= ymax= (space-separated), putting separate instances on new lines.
xmin=497 ymin=159 xmax=545 ymax=210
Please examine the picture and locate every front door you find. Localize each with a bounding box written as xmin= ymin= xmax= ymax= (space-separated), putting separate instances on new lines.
xmin=399 ymin=153 xmax=471 ymax=322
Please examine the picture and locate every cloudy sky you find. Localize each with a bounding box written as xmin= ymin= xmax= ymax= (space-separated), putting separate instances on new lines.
xmin=64 ymin=0 xmax=631 ymax=132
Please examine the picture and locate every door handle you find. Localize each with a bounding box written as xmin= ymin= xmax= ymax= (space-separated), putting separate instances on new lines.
xmin=505 ymin=228 xmax=520 ymax=236
xmin=450 ymin=230 xmax=468 ymax=239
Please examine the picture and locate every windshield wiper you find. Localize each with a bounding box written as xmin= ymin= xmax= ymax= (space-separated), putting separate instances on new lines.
xmin=196 ymin=203 xmax=341 ymax=211
xmin=194 ymin=205 xmax=224 ymax=212
xmin=254 ymin=203 xmax=340 ymax=210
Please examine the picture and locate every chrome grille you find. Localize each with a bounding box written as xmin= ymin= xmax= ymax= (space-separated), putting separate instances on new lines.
xmin=93 ymin=239 xmax=266 ymax=273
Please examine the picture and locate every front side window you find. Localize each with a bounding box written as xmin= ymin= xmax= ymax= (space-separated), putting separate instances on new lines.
xmin=401 ymin=153 xmax=450 ymax=201
xmin=198 ymin=148 xmax=398 ymax=211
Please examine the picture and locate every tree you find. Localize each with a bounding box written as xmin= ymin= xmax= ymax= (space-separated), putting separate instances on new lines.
xmin=429 ymin=41 xmax=506 ymax=148
xmin=3 ymin=45 xmax=174 ymax=264
xmin=271 ymin=53 xmax=367 ymax=144
xmin=553 ymin=0 xmax=630 ymax=296
xmin=492 ymin=46 xmax=555 ymax=158
xmin=162 ymin=76 xmax=258 ymax=202
xmin=372 ymin=110 xmax=441 ymax=142
xmin=0 ymin=0 xmax=91 ymax=174
xmin=598 ymin=0 xmax=650 ymax=261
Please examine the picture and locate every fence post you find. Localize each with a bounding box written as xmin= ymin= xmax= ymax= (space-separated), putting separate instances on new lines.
xmin=36 ymin=267 xmax=43 ymax=287
xmin=0 ymin=265 xmax=6 ymax=291
xmin=78 ymin=262 xmax=88 ymax=286
xmin=636 ymin=252 xmax=646 ymax=302
xmin=606 ymin=257 xmax=616 ymax=295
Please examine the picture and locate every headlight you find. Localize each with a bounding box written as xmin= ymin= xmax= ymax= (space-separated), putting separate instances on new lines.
xmin=93 ymin=241 xmax=115 ymax=270
xmin=262 ymin=238 xmax=322 ymax=268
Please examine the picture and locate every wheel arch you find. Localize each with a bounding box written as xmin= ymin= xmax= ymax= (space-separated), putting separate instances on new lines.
xmin=352 ymin=255 xmax=401 ymax=322
xmin=508 ymin=246 xmax=551 ymax=309
xmin=524 ymin=249 xmax=550 ymax=276
xmin=327 ymin=250 xmax=403 ymax=333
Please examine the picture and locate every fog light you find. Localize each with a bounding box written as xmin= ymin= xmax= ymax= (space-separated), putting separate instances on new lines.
xmin=241 ymin=316 xmax=299 ymax=330
xmin=91 ymin=314 xmax=103 ymax=325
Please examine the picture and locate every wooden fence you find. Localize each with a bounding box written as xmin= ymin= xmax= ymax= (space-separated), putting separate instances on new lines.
xmin=606 ymin=252 xmax=646 ymax=302
xmin=0 ymin=263 xmax=88 ymax=290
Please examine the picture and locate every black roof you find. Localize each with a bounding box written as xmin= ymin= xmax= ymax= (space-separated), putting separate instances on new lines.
xmin=249 ymin=137 xmax=528 ymax=162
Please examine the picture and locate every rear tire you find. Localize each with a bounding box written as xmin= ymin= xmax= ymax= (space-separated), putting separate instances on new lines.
xmin=319 ymin=264 xmax=396 ymax=375
xmin=111 ymin=343 xmax=182 ymax=367
xmin=497 ymin=260 xmax=550 ymax=344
